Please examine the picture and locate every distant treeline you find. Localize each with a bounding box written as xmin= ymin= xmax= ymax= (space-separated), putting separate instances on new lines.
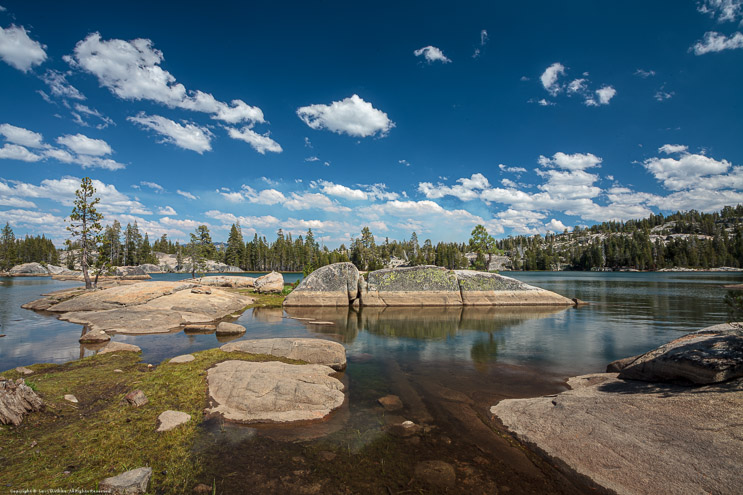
xmin=0 ymin=223 xmax=59 ymax=270
xmin=3 ymin=206 xmax=743 ymax=273
xmin=495 ymin=205 xmax=743 ymax=270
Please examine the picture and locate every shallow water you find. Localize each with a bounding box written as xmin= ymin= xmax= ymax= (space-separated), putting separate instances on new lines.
xmin=1 ymin=271 xmax=740 ymax=375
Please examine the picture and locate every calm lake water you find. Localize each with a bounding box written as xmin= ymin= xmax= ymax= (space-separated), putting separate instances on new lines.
xmin=1 ymin=271 xmax=740 ymax=378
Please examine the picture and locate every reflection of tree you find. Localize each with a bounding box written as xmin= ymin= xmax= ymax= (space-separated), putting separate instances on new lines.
xmin=724 ymin=290 xmax=743 ymax=322
xmin=470 ymin=333 xmax=502 ymax=372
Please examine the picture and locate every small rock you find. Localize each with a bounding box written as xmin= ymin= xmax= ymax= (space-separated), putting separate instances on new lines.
xmin=168 ymin=354 xmax=195 ymax=364
xmin=124 ymin=390 xmax=148 ymax=407
xmin=147 ymin=364 xmax=153 ymax=369
xmin=414 ymin=460 xmax=456 ymax=487
xmin=15 ymin=367 xmax=33 ymax=375
xmin=64 ymin=394 xmax=78 ymax=403
xmin=99 ymin=467 xmax=152 ymax=495
xmin=156 ymin=410 xmax=191 ymax=432
xmin=114 ymin=369 xmax=123 ymax=373
xmin=402 ymin=420 xmax=415 ymax=428
xmin=307 ymin=321 xmax=334 ymax=326
xmin=79 ymin=328 xmax=111 ymax=344
xmin=183 ymin=324 xmax=216 ymax=334
xmin=29 ymin=440 xmax=37 ymax=448
xmin=215 ymin=322 xmax=246 ymax=335
xmin=98 ymin=342 xmax=141 ymax=354
xmin=378 ymin=395 xmax=403 ymax=411
xmin=191 ymin=286 xmax=212 ymax=294
xmin=572 ymin=297 xmax=588 ymax=306
xmin=193 ymin=484 xmax=211 ymax=494
xmin=254 ymin=271 xmax=284 ymax=293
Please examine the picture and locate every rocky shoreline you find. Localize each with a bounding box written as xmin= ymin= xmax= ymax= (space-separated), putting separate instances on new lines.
xmin=491 ymin=323 xmax=743 ymax=495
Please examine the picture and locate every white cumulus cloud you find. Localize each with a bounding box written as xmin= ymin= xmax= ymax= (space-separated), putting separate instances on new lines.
xmin=0 ymin=123 xmax=44 ymax=148
xmin=540 ymin=62 xmax=565 ymax=95
xmin=57 ymin=133 xmax=113 ymax=156
xmin=692 ymin=31 xmax=743 ymax=55
xmin=297 ymin=94 xmax=394 ymax=138
xmin=414 ymin=45 xmax=452 ymax=64
xmin=68 ymin=33 xmax=264 ymax=124
xmin=538 ymin=152 xmax=602 ymax=170
xmin=0 ymin=25 xmax=47 ymax=72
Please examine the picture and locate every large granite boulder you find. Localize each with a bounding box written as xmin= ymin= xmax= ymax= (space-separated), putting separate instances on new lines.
xmin=190 ymin=275 xmax=255 ymax=288
xmin=363 ymin=265 xmax=462 ymax=306
xmin=9 ymin=262 xmax=49 ymax=276
xmin=47 ymin=281 xmax=196 ymax=312
xmin=455 ymin=270 xmax=574 ymax=306
xmin=144 ymin=288 xmax=252 ymax=323
xmin=206 ymin=360 xmax=345 ymax=423
xmin=607 ymin=323 xmax=743 ymax=384
xmin=138 ymin=263 xmax=163 ymax=273
xmin=114 ymin=265 xmax=150 ymax=279
xmin=254 ymin=271 xmax=284 ymax=293
xmin=284 ymin=262 xmax=359 ymax=307
xmin=221 ymin=338 xmax=347 ymax=370
xmin=62 ymin=307 xmax=185 ymax=334
xmin=492 ymin=373 xmax=743 ymax=495
xmin=38 ymin=281 xmax=252 ymax=335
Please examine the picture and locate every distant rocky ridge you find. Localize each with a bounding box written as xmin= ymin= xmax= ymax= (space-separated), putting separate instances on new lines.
xmin=284 ymin=262 xmax=575 ymax=307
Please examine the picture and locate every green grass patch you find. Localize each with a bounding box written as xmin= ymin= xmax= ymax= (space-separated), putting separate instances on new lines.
xmin=0 ymin=349 xmax=300 ymax=492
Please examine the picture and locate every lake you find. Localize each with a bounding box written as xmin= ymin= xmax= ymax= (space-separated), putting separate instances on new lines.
xmin=1 ymin=271 xmax=739 ymax=376
xmin=3 ymin=270 xmax=740 ymax=492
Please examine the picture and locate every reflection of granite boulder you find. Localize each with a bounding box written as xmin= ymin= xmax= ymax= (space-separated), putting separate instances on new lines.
xmin=206 ymin=360 xmax=345 ymax=423
xmin=252 ymin=306 xmax=284 ymax=323
xmin=455 ymin=270 xmax=573 ymax=306
xmin=284 ymin=262 xmax=359 ymax=306
xmin=363 ymin=266 xmax=462 ymax=306
xmin=607 ymin=323 xmax=743 ymax=384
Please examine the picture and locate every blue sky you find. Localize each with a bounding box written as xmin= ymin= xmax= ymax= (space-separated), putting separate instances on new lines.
xmin=1 ymin=0 xmax=742 ymax=246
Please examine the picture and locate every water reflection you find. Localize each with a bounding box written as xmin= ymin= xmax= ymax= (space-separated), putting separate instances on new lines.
xmin=284 ymin=305 xmax=568 ymax=343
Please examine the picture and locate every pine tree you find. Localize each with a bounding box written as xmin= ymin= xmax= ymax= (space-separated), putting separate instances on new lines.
xmin=67 ymin=177 xmax=103 ymax=289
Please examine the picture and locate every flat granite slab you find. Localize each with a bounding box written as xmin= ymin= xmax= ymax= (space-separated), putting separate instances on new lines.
xmin=491 ymin=373 xmax=743 ymax=495
xmin=206 ymin=360 xmax=345 ymax=424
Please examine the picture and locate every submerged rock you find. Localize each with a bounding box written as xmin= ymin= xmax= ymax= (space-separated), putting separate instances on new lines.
xmin=221 ymin=338 xmax=347 ymax=370
xmin=607 ymin=323 xmax=743 ymax=384
xmin=99 ymin=467 xmax=152 ymax=495
xmin=254 ymin=271 xmax=284 ymax=293
xmin=206 ymin=360 xmax=345 ymax=423
xmin=284 ymin=262 xmax=359 ymax=307
xmin=492 ymin=372 xmax=743 ymax=495
xmin=414 ymin=460 xmax=456 ymax=487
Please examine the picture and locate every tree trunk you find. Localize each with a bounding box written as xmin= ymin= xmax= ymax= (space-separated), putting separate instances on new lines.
xmin=82 ymin=238 xmax=92 ymax=289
